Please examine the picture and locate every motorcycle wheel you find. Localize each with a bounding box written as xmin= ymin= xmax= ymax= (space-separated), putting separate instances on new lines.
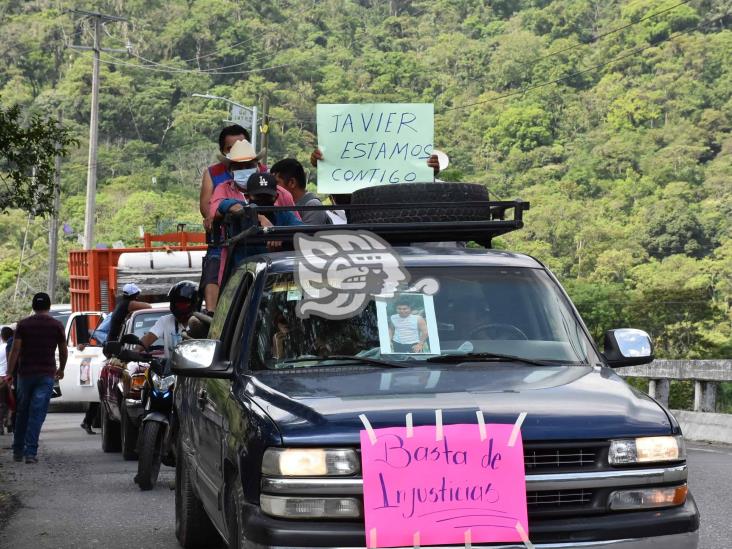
xmin=101 ymin=404 xmax=121 ymax=453
xmin=120 ymin=406 xmax=138 ymax=461
xmin=136 ymin=421 xmax=163 ymax=491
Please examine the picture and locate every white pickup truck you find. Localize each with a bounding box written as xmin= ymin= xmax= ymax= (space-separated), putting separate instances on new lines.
xmin=55 ymin=311 xmax=107 ymax=405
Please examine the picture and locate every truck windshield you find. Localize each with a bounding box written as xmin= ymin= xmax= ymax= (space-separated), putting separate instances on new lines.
xmin=131 ymin=310 xmax=168 ymax=338
xmin=251 ymin=267 xmax=597 ymax=370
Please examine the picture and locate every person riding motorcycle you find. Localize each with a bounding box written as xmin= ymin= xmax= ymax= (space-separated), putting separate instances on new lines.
xmin=140 ymin=281 xmax=199 ymax=358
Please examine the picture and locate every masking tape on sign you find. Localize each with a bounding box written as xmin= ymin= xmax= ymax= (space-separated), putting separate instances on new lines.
xmin=435 ymin=409 xmax=443 ymax=441
xmin=406 ymin=412 xmax=414 ymax=438
xmin=360 ymin=414 xmax=377 ymax=445
xmin=369 ymin=527 xmax=378 ymax=549
xmin=515 ymin=521 xmax=535 ymax=549
xmin=476 ymin=410 xmax=486 ymax=441
xmin=508 ymin=411 xmax=527 ymax=447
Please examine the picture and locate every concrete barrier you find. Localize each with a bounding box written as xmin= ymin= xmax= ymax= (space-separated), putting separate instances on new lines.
xmin=671 ymin=410 xmax=732 ymax=445
xmin=617 ymin=359 xmax=732 ymax=445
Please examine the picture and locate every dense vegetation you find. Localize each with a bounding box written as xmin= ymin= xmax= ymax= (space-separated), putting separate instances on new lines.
xmin=0 ymin=0 xmax=730 ymax=376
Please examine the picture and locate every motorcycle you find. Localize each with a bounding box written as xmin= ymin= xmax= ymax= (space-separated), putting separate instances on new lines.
xmin=115 ymin=335 xmax=176 ymax=491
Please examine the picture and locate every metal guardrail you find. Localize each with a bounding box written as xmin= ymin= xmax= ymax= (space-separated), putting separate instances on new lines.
xmin=617 ymin=359 xmax=732 ymax=413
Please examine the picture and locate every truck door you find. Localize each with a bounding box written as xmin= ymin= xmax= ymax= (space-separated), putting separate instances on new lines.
xmin=191 ymin=269 xmax=252 ymax=522
xmin=58 ymin=312 xmax=106 ymax=404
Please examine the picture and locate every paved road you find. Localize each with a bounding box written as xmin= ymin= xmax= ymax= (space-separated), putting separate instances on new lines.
xmin=0 ymin=413 xmax=730 ymax=549
xmin=0 ymin=413 xmax=181 ymax=549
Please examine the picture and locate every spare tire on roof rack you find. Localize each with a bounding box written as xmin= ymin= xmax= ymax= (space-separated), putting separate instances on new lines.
xmin=349 ymin=182 xmax=490 ymax=224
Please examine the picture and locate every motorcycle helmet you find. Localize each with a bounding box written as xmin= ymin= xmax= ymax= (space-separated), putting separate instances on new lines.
xmin=168 ymin=281 xmax=200 ymax=321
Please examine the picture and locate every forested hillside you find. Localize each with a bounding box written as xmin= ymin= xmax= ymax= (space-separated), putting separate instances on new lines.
xmin=0 ymin=0 xmax=730 ymax=361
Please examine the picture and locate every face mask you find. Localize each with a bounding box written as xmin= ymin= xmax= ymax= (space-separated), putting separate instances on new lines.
xmin=233 ymin=168 xmax=257 ymax=188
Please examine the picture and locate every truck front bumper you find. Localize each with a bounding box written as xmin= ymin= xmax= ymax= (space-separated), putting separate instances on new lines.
xmin=233 ymin=531 xmax=698 ymax=549
xmin=238 ymin=495 xmax=699 ymax=549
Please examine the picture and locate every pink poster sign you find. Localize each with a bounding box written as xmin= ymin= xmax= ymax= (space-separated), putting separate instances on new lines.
xmin=360 ymin=423 xmax=528 ymax=548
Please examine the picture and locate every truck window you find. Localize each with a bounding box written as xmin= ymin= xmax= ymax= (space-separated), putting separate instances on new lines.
xmin=68 ymin=314 xmax=105 ymax=347
xmin=250 ymin=267 xmax=598 ymax=370
xmin=129 ymin=310 xmax=168 ymax=339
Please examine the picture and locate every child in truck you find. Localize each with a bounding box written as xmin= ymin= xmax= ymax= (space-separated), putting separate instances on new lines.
xmin=210 ymin=168 xmax=303 ymax=289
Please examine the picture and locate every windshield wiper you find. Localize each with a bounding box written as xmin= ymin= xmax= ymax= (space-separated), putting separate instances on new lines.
xmin=277 ymin=355 xmax=411 ymax=369
xmin=426 ymin=352 xmax=554 ymax=367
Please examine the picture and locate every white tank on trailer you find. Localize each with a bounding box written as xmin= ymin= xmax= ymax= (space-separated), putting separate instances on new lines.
xmin=115 ymin=250 xmax=205 ymax=298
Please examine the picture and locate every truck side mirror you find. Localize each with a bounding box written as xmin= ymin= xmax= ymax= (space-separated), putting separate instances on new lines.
xmin=103 ymin=340 xmax=122 ymax=359
xmin=603 ymin=329 xmax=654 ymax=368
xmin=171 ymin=339 xmax=232 ymax=379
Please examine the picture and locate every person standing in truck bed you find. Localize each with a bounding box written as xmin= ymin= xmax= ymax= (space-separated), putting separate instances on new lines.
xmin=199 ymin=125 xmax=299 ymax=312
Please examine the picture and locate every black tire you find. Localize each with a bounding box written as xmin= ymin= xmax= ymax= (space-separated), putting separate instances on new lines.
xmin=120 ymin=406 xmax=138 ymax=461
xmin=176 ymin=437 xmax=220 ymax=548
xmin=349 ymin=182 xmax=490 ymax=224
xmin=100 ymin=404 xmax=121 ymax=453
xmin=226 ymin=476 xmax=246 ymax=549
xmin=136 ymin=421 xmax=163 ymax=491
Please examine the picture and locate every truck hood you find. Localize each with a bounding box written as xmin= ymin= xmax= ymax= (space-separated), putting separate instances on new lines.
xmin=242 ymin=363 xmax=672 ymax=445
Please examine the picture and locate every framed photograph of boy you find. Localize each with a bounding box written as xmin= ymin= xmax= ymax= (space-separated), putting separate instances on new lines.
xmin=376 ymin=293 xmax=441 ymax=355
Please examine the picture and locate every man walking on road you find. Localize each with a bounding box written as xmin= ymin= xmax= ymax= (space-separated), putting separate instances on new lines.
xmin=3 ymin=293 xmax=67 ymax=463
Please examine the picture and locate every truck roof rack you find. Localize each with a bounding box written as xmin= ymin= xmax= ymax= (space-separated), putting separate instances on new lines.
xmin=216 ymin=199 xmax=529 ymax=249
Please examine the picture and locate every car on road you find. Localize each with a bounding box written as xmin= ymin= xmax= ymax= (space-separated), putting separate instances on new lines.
xmin=170 ymin=185 xmax=699 ymax=549
xmin=98 ymin=305 xmax=168 ymax=458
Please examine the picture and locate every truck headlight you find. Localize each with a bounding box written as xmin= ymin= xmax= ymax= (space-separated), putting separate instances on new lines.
xmin=609 ymin=436 xmax=685 ymax=465
xmin=261 ymin=495 xmax=361 ymax=519
xmin=152 ymin=373 xmax=176 ymax=392
xmin=609 ymin=485 xmax=688 ymax=510
xmin=262 ymin=448 xmax=359 ymax=476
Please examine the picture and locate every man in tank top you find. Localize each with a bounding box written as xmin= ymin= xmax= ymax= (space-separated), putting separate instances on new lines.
xmin=388 ymin=298 xmax=429 ymax=353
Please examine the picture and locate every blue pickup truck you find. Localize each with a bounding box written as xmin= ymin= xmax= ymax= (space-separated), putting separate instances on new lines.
xmin=171 ymin=184 xmax=699 ymax=549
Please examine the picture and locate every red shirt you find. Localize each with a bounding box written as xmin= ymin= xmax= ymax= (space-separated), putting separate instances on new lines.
xmin=14 ymin=313 xmax=65 ymax=378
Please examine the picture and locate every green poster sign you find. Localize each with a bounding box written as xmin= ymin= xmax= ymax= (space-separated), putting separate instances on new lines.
xmin=316 ymin=103 xmax=434 ymax=194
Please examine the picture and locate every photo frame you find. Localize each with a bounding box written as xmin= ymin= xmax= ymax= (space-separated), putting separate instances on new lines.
xmin=376 ymin=293 xmax=441 ymax=355
xmin=78 ymin=357 xmax=92 ymax=386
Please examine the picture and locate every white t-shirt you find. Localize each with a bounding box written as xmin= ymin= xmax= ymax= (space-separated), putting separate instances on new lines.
xmin=0 ymin=344 xmax=7 ymax=377
xmin=390 ymin=314 xmax=420 ymax=344
xmin=149 ymin=314 xmax=186 ymax=359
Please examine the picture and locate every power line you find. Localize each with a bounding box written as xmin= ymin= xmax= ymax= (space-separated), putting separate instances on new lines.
xmin=260 ymin=1 xmax=702 ymax=125
xmin=438 ymin=21 xmax=709 ymax=115
xmin=526 ymin=0 xmax=695 ymax=66
xmin=97 ymin=53 xmax=297 ymax=76
xmin=98 ymin=0 xmax=317 ymax=71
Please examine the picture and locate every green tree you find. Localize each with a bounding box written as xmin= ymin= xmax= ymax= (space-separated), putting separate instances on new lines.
xmin=0 ymin=102 xmax=76 ymax=216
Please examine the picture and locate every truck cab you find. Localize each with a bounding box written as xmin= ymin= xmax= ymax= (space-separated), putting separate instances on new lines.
xmin=170 ymin=189 xmax=699 ymax=549
xmin=55 ymin=311 xmax=106 ymax=405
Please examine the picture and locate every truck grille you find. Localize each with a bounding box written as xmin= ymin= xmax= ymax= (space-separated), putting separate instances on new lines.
xmin=524 ymin=443 xmax=605 ymax=472
xmin=527 ymin=489 xmax=593 ymax=508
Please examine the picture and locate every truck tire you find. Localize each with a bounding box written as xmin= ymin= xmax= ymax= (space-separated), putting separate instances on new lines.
xmin=176 ymin=437 xmax=220 ymax=548
xmin=101 ymin=404 xmax=121 ymax=453
xmin=136 ymin=421 xmax=163 ymax=491
xmin=226 ymin=475 xmax=246 ymax=549
xmin=349 ymin=182 xmax=490 ymax=224
xmin=120 ymin=406 xmax=138 ymax=461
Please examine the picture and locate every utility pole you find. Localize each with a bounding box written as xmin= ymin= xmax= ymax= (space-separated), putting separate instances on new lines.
xmin=47 ymin=111 xmax=63 ymax=301
xmin=68 ymin=9 xmax=127 ymax=250
xmin=261 ymin=96 xmax=270 ymax=165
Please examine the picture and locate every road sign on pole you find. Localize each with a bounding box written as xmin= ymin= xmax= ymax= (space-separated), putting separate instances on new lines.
xmin=229 ymin=104 xmax=253 ymax=128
